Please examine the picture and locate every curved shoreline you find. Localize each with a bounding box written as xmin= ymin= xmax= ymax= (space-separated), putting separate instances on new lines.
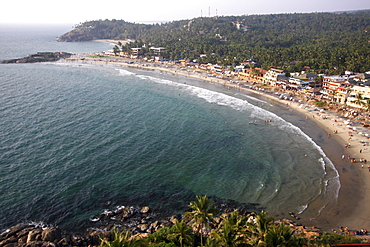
xmin=58 ymin=54 xmax=370 ymax=232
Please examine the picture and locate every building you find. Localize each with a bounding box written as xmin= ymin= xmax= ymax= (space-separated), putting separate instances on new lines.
xmin=149 ymin=47 xmax=166 ymax=55
xmin=289 ymin=78 xmax=310 ymax=88
xmin=320 ymin=75 xmax=351 ymax=103
xmin=238 ymin=68 xmax=267 ymax=83
xmin=346 ymin=85 xmax=370 ymax=109
xmin=263 ymin=68 xmax=286 ymax=84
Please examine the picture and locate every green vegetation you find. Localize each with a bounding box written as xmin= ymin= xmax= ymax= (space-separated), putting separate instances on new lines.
xmin=314 ymin=101 xmax=327 ymax=108
xmin=89 ymin=54 xmax=109 ymax=58
xmin=59 ymin=10 xmax=370 ymax=74
xmin=98 ymin=195 xmax=361 ymax=247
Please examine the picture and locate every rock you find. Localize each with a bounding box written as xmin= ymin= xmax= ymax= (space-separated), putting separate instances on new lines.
xmin=57 ymin=237 xmax=70 ymax=246
xmin=140 ymin=206 xmax=150 ymax=214
xmin=25 ymin=241 xmax=44 ymax=247
xmin=1 ymin=52 xmax=72 ymax=64
xmin=138 ymin=224 xmax=148 ymax=232
xmin=169 ymin=215 xmax=179 ymax=224
xmin=305 ymin=231 xmax=320 ymax=238
xmin=27 ymin=228 xmax=43 ymax=243
xmin=41 ymin=227 xmax=61 ymax=243
xmin=213 ymin=216 xmax=221 ymax=225
xmin=0 ymin=236 xmax=18 ymax=246
xmin=160 ymin=220 xmax=171 ymax=228
xmin=1 ymin=224 xmax=33 ymax=240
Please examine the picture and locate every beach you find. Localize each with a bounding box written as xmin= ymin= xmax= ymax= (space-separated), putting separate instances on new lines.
xmin=60 ymin=53 xmax=370 ymax=233
xmin=256 ymin=90 xmax=370 ymax=233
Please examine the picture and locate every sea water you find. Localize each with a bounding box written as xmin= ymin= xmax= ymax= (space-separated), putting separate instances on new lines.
xmin=0 ymin=24 xmax=339 ymax=231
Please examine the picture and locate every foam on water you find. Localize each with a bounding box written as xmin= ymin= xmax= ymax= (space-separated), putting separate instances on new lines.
xmin=121 ymin=69 xmax=341 ymax=215
xmin=0 ymin=58 xmax=341 ymax=231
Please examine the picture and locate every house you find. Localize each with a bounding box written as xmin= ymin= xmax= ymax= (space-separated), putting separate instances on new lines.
xmin=289 ymin=78 xmax=310 ymax=88
xmin=238 ymin=67 xmax=267 ymax=83
xmin=263 ymin=68 xmax=287 ymax=84
xmin=346 ymin=85 xmax=370 ymax=109
xmin=149 ymin=47 xmax=166 ymax=61
xmin=149 ymin=47 xmax=166 ymax=55
xmin=320 ymin=75 xmax=351 ymax=103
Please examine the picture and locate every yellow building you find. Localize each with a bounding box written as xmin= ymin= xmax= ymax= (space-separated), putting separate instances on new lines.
xmin=347 ymin=85 xmax=370 ymax=109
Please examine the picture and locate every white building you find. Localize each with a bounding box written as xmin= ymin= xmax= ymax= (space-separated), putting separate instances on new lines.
xmin=264 ymin=68 xmax=286 ymax=84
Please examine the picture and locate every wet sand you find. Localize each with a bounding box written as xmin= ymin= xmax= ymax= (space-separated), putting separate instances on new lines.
xmin=60 ymin=54 xmax=370 ymax=232
xmin=252 ymin=92 xmax=370 ymax=232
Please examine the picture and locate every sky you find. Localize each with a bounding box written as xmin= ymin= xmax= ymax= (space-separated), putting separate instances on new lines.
xmin=1 ymin=0 xmax=369 ymax=25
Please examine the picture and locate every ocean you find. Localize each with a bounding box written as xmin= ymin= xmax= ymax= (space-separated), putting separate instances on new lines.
xmin=0 ymin=24 xmax=340 ymax=231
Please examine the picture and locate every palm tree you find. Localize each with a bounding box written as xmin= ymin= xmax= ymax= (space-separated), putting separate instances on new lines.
xmin=246 ymin=211 xmax=274 ymax=246
xmin=168 ymin=220 xmax=194 ymax=247
xmin=99 ymin=227 xmax=144 ymax=247
xmin=354 ymin=92 xmax=364 ymax=109
xmin=210 ymin=212 xmax=250 ymax=247
xmin=364 ymin=98 xmax=370 ymax=112
xmin=211 ymin=222 xmax=243 ymax=247
xmin=265 ymin=222 xmax=297 ymax=247
xmin=112 ymin=45 xmax=120 ymax=56
xmin=185 ymin=195 xmax=219 ymax=246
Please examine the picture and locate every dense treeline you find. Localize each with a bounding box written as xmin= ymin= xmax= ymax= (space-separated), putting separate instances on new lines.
xmin=59 ymin=10 xmax=370 ymax=74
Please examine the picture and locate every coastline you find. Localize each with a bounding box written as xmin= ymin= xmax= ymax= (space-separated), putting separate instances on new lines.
xmin=59 ymin=54 xmax=370 ymax=233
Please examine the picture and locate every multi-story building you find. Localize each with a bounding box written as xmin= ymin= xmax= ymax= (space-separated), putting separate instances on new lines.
xmin=320 ymin=75 xmax=351 ymax=104
xmin=238 ymin=68 xmax=267 ymax=83
xmin=263 ymin=68 xmax=286 ymax=84
xmin=346 ymin=85 xmax=370 ymax=109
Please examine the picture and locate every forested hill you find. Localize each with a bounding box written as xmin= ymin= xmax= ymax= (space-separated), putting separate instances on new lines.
xmin=58 ymin=10 xmax=370 ymax=74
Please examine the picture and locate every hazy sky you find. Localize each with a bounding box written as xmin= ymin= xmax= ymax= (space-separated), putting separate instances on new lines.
xmin=1 ymin=0 xmax=369 ymax=25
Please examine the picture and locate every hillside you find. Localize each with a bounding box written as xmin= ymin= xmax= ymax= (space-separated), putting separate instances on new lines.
xmin=58 ymin=10 xmax=370 ymax=74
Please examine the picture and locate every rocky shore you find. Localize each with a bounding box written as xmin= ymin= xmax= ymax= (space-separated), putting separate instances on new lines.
xmin=1 ymin=52 xmax=72 ymax=64
xmin=1 ymin=201 xmax=327 ymax=247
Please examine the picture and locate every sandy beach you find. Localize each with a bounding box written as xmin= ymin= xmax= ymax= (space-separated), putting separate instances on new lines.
xmin=60 ymin=54 xmax=370 ymax=233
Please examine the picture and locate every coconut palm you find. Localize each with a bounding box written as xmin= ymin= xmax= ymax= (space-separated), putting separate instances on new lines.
xmin=265 ymin=222 xmax=297 ymax=247
xmin=354 ymin=92 xmax=364 ymax=109
xmin=210 ymin=212 xmax=251 ymax=247
xmin=364 ymin=98 xmax=370 ymax=112
xmin=210 ymin=211 xmax=244 ymax=246
xmin=99 ymin=227 xmax=144 ymax=247
xmin=211 ymin=222 xmax=244 ymax=247
xmin=246 ymin=211 xmax=274 ymax=246
xmin=168 ymin=220 xmax=194 ymax=247
xmin=185 ymin=195 xmax=219 ymax=246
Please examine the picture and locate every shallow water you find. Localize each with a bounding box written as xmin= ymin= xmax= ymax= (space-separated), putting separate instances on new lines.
xmin=0 ymin=25 xmax=339 ymax=231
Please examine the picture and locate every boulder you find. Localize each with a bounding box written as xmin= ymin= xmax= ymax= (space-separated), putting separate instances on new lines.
xmin=0 ymin=236 xmax=18 ymax=246
xmin=41 ymin=227 xmax=61 ymax=243
xmin=140 ymin=206 xmax=150 ymax=214
xmin=27 ymin=228 xmax=43 ymax=243
xmin=169 ymin=215 xmax=179 ymax=224
xmin=138 ymin=224 xmax=148 ymax=232
xmin=1 ymin=224 xmax=33 ymax=240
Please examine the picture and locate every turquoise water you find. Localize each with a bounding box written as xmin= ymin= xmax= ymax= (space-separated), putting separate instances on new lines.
xmin=0 ymin=25 xmax=339 ymax=231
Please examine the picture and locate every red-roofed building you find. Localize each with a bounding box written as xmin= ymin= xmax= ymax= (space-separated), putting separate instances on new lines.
xmin=320 ymin=75 xmax=351 ymax=103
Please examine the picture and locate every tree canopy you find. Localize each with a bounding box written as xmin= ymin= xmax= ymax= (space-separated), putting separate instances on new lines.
xmin=59 ymin=10 xmax=370 ymax=74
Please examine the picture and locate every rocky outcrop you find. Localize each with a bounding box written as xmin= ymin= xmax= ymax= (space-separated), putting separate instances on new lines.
xmin=0 ymin=198 xmax=263 ymax=246
xmin=0 ymin=224 xmax=111 ymax=247
xmin=1 ymin=52 xmax=72 ymax=64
